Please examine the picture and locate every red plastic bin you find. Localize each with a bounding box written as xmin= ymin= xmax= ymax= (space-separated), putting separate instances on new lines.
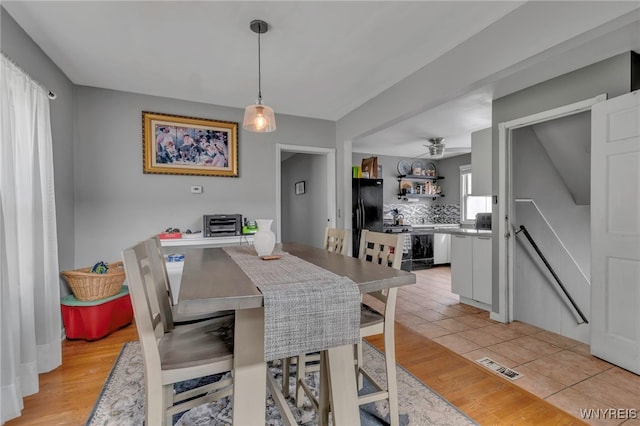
xmin=61 ymin=286 xmax=133 ymax=341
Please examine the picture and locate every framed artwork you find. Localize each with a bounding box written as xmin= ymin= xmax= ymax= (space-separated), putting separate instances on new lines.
xmin=295 ymin=181 xmax=306 ymax=195
xmin=142 ymin=111 xmax=238 ymax=177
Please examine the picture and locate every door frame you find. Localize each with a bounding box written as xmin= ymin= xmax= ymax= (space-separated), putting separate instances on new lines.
xmin=495 ymin=94 xmax=606 ymax=323
xmin=275 ymin=144 xmax=336 ymax=243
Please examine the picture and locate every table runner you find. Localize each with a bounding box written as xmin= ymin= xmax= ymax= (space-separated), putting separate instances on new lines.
xmin=223 ymin=246 xmax=360 ymax=361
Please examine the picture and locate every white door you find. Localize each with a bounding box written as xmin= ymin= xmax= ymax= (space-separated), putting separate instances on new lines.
xmin=591 ymin=91 xmax=640 ymax=374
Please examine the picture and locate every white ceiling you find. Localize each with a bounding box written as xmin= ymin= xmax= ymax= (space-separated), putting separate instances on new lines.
xmin=3 ymin=1 xmax=639 ymax=159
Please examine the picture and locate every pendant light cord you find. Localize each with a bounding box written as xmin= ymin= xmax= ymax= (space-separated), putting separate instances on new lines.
xmin=257 ymin=31 xmax=262 ymax=103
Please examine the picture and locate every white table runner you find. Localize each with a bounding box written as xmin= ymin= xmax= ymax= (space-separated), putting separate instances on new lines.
xmin=223 ymin=246 xmax=360 ymax=361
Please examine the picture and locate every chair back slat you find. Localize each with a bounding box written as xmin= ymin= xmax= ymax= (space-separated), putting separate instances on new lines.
xmin=323 ymin=227 xmax=350 ymax=256
xmin=357 ymin=230 xmax=403 ymax=270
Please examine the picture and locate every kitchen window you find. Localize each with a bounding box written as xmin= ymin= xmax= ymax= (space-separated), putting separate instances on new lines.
xmin=460 ymin=164 xmax=491 ymax=225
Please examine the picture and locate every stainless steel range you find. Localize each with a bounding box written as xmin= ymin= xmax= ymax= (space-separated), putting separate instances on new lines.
xmin=382 ymin=224 xmax=413 ymax=271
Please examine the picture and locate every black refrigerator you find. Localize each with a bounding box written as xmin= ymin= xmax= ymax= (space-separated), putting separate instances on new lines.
xmin=352 ymin=178 xmax=383 ymax=258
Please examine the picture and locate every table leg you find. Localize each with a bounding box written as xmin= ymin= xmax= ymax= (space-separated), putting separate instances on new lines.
xmin=232 ymin=308 xmax=266 ymax=425
xmin=318 ymin=351 xmax=330 ymax=426
xmin=326 ymin=344 xmax=360 ymax=425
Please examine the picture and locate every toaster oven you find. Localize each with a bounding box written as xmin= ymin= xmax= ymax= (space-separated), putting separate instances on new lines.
xmin=203 ymin=214 xmax=242 ymax=237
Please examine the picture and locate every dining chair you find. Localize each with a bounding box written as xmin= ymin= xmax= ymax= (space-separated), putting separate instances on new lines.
xmin=284 ymin=229 xmax=403 ymax=425
xmin=355 ymin=229 xmax=403 ymax=426
xmin=281 ymin=227 xmax=350 ymax=404
xmin=122 ymin=241 xmax=235 ymax=426
xmin=146 ymin=235 xmax=233 ymax=331
xmin=322 ymin=227 xmax=350 ymax=255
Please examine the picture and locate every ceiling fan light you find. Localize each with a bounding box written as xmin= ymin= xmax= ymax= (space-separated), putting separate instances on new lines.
xmin=429 ymin=144 xmax=445 ymax=158
xmin=243 ymin=103 xmax=276 ymax=132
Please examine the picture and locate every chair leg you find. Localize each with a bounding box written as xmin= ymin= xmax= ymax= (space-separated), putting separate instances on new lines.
xmin=282 ymin=357 xmax=291 ymax=398
xmin=295 ymin=353 xmax=307 ymax=407
xmin=163 ymin=384 xmax=175 ymax=426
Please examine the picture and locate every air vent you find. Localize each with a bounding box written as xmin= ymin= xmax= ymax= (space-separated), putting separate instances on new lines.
xmin=476 ymin=357 xmax=523 ymax=380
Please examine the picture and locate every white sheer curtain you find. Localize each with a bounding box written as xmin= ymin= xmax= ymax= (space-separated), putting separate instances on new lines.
xmin=0 ymin=54 xmax=61 ymax=424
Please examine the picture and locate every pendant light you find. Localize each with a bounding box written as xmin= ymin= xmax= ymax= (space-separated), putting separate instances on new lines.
xmin=243 ymin=19 xmax=276 ymax=133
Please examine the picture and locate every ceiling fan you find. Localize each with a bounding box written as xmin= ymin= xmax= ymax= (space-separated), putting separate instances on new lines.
xmin=419 ymin=137 xmax=470 ymax=159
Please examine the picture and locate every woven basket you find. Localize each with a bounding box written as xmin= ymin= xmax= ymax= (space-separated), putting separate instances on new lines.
xmin=61 ymin=262 xmax=126 ymax=301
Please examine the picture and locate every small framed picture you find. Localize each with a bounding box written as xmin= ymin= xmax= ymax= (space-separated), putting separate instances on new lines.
xmin=295 ymin=181 xmax=305 ymax=195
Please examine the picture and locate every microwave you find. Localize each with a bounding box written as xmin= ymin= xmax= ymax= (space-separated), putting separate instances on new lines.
xmin=203 ymin=214 xmax=242 ymax=237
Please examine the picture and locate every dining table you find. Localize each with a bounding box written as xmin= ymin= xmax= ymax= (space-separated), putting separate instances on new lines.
xmin=176 ymin=242 xmax=416 ymax=425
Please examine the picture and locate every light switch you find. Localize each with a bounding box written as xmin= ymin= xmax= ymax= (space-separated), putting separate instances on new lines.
xmin=191 ymin=185 xmax=203 ymax=194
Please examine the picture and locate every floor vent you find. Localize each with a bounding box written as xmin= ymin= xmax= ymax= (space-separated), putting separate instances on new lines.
xmin=476 ymin=357 xmax=523 ymax=380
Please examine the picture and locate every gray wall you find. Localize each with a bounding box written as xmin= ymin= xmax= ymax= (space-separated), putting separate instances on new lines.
xmin=434 ymin=154 xmax=470 ymax=206
xmin=281 ymin=153 xmax=327 ymax=248
xmin=351 ymin=152 xmax=469 ymax=207
xmin=1 ymin=7 xmax=76 ymax=295
xmin=491 ymin=51 xmax=635 ymax=311
xmin=73 ymin=86 xmax=335 ymax=266
xmin=513 ymin=126 xmax=590 ymax=276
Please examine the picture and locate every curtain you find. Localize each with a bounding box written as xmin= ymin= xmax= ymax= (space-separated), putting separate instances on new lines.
xmin=0 ymin=54 xmax=61 ymax=424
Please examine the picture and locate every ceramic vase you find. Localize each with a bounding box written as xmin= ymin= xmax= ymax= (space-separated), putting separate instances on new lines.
xmin=253 ymin=219 xmax=276 ymax=256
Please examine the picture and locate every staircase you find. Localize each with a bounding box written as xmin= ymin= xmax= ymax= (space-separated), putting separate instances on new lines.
xmin=514 ymin=199 xmax=590 ymax=343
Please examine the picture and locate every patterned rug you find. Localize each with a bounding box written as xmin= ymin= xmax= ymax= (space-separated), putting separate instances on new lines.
xmin=86 ymin=341 xmax=476 ymax=425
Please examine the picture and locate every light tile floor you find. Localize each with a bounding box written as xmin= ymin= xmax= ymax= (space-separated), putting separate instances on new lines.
xmin=388 ymin=265 xmax=640 ymax=426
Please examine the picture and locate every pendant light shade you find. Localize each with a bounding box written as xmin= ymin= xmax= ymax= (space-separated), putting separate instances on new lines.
xmin=243 ymin=104 xmax=276 ymax=132
xmin=243 ymin=19 xmax=276 ymax=133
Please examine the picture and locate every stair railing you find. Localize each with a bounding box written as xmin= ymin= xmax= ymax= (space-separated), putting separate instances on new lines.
xmin=515 ymin=225 xmax=588 ymax=324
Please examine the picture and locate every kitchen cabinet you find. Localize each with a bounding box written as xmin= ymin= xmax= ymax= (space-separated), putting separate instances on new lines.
xmin=433 ymin=233 xmax=451 ymax=265
xmin=451 ymin=234 xmax=492 ymax=306
xmin=471 ymin=236 xmax=492 ymax=304
xmin=471 ymin=127 xmax=491 ymax=196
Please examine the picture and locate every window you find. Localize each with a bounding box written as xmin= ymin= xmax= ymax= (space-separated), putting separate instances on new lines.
xmin=460 ymin=165 xmax=491 ymax=225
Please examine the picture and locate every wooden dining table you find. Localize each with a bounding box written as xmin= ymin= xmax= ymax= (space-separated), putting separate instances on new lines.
xmin=176 ymin=242 xmax=416 ymax=425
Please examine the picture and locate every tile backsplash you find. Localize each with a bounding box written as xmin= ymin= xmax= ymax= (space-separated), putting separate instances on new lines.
xmin=385 ymin=203 xmax=460 ymax=225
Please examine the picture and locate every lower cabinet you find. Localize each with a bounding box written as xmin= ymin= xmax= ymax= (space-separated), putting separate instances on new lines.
xmin=450 ymin=234 xmax=492 ymax=305
xmin=433 ymin=233 xmax=451 ymax=265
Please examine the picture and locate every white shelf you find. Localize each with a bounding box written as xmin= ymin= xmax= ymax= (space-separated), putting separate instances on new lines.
xmin=160 ymin=235 xmax=254 ymax=247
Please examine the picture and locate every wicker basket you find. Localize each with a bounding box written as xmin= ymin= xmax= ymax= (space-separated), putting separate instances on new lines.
xmin=61 ymin=262 xmax=126 ymax=301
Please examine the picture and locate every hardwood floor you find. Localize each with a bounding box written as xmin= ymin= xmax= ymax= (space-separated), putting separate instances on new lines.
xmin=6 ymin=324 xmax=138 ymax=426
xmin=7 ymin=316 xmax=583 ymax=425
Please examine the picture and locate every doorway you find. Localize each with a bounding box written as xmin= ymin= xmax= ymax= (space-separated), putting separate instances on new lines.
xmin=275 ymin=144 xmax=336 ymax=246
xmin=496 ymin=94 xmax=606 ymax=324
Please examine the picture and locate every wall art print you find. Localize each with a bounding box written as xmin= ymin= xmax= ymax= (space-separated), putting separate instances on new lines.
xmin=142 ymin=111 xmax=238 ymax=177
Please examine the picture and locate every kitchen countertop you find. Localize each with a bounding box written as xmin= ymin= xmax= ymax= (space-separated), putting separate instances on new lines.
xmin=410 ymin=224 xmax=492 ymax=236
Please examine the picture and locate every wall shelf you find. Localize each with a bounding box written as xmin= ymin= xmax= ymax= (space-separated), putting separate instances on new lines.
xmin=397 ymin=175 xmax=445 ymax=200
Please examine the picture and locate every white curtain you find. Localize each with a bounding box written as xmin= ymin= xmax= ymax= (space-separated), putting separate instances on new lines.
xmin=0 ymin=54 xmax=61 ymax=424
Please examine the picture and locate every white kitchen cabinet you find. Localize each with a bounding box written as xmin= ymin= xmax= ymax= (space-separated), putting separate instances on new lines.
xmin=451 ymin=235 xmax=473 ymax=298
xmin=451 ymin=233 xmax=492 ymax=307
xmin=471 ymin=236 xmax=492 ymax=304
xmin=433 ymin=233 xmax=451 ymax=265
xmin=471 ymin=127 xmax=492 ymax=196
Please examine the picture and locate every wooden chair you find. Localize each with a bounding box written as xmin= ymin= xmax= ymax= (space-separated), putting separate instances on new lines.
xmin=282 ymin=227 xmax=350 ymax=406
xmin=284 ymin=229 xmax=403 ymax=425
xmin=146 ymin=236 xmax=233 ymax=331
xmin=356 ymin=229 xmax=403 ymax=426
xmin=122 ymin=241 xmax=234 ymax=426
xmin=322 ymin=227 xmax=350 ymax=255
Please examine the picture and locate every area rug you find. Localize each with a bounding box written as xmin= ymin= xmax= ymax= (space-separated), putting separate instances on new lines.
xmin=86 ymin=341 xmax=476 ymax=425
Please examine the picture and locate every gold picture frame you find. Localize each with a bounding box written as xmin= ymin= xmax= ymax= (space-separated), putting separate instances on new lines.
xmin=142 ymin=111 xmax=238 ymax=177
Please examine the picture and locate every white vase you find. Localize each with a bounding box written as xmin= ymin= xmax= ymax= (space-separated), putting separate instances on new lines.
xmin=253 ymin=219 xmax=276 ymax=256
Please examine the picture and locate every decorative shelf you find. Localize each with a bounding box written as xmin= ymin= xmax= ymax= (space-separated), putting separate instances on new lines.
xmin=397 ymin=175 xmax=445 ymax=181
